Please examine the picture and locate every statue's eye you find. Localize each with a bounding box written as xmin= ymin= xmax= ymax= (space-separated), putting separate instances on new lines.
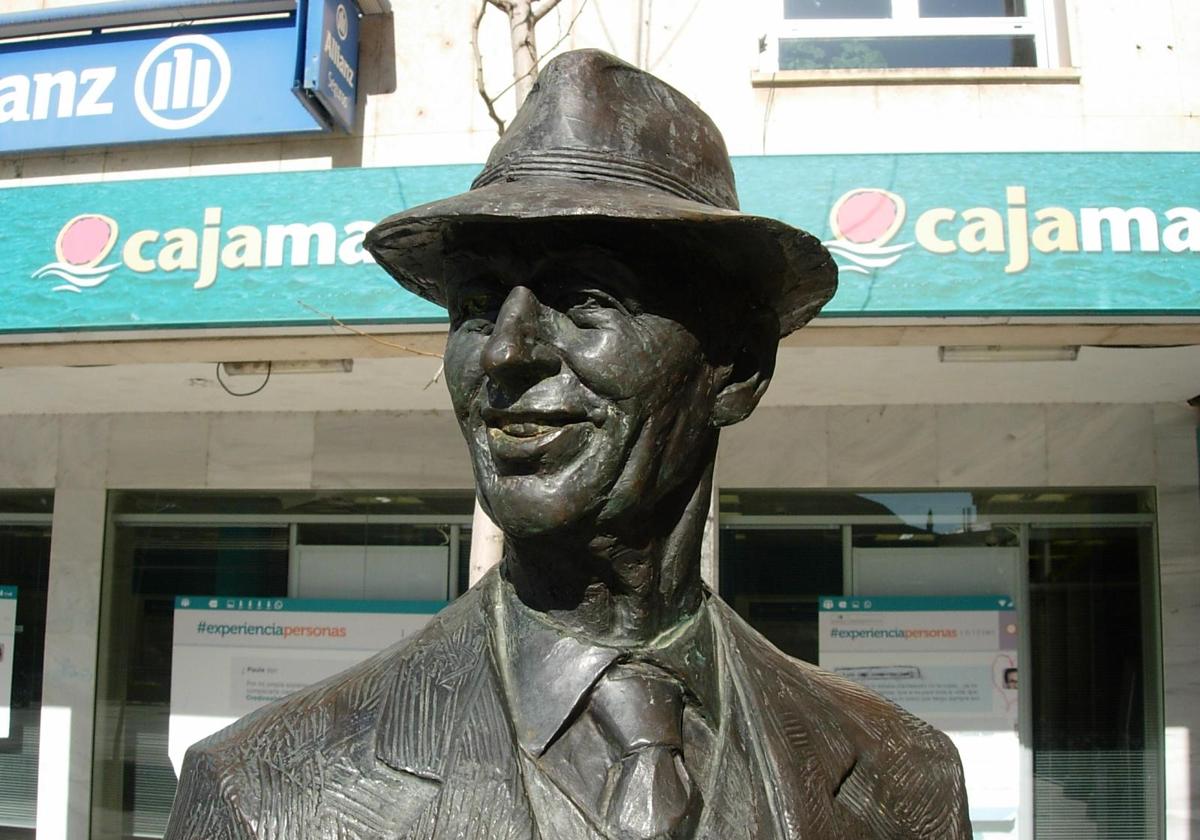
xmin=453 ymin=291 xmax=501 ymax=330
xmin=563 ymin=288 xmax=627 ymax=322
xmin=462 ymin=296 xmax=496 ymax=317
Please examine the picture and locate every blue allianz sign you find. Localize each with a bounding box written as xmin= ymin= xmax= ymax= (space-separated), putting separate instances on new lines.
xmin=299 ymin=0 xmax=361 ymax=132
xmin=0 ymin=14 xmax=325 ymax=153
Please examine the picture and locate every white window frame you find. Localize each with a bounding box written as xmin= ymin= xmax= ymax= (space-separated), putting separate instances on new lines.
xmin=759 ymin=0 xmax=1060 ymax=73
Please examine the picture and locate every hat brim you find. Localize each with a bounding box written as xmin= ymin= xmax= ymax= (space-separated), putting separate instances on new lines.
xmin=365 ymin=177 xmax=837 ymax=336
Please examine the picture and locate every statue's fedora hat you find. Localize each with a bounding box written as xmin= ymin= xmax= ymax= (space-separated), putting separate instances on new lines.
xmin=366 ymin=49 xmax=836 ymax=336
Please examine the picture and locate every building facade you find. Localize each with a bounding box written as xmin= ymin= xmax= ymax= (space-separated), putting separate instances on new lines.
xmin=0 ymin=1 xmax=1197 ymax=838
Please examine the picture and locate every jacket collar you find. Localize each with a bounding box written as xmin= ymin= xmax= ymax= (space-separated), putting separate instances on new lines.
xmin=490 ymin=570 xmax=722 ymax=758
xmin=372 ymin=568 xmax=844 ymax=839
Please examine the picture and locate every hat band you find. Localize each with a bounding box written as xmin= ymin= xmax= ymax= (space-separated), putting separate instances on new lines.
xmin=471 ymin=148 xmax=739 ymax=211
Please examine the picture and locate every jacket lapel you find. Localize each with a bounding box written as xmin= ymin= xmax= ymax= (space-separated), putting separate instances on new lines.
xmin=374 ymin=574 xmax=540 ymax=840
xmin=707 ymin=598 xmax=861 ymax=840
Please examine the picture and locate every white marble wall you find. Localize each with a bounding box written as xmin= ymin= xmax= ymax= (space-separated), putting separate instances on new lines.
xmin=0 ymin=402 xmax=1196 ymax=839
xmin=720 ymin=402 xmax=1164 ymax=490
xmin=1153 ymin=404 xmax=1200 ymax=840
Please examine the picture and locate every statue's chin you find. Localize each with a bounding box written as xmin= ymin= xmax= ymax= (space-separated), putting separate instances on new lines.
xmin=480 ymin=493 xmax=594 ymax=542
xmin=471 ymin=449 xmax=619 ymax=543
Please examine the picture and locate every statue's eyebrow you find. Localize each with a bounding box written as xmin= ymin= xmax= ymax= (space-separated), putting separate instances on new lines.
xmin=531 ymin=253 xmax=649 ymax=313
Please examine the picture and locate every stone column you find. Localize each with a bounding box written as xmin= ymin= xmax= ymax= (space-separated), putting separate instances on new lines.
xmin=36 ymin=416 xmax=109 ymax=840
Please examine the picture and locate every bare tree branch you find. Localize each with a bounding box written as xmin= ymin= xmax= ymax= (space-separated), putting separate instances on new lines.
xmin=648 ymin=0 xmax=703 ymax=70
xmin=491 ymin=0 xmax=588 ymax=102
xmin=541 ymin=0 xmax=588 ymax=55
xmin=423 ymin=362 xmax=444 ymax=391
xmin=296 ymin=301 xmax=444 ymax=359
xmin=472 ymin=0 xmax=587 ymax=137
xmin=472 ymin=0 xmax=507 ymax=135
xmin=531 ymin=0 xmax=565 ymax=25
xmin=509 ymin=0 xmax=538 ymax=103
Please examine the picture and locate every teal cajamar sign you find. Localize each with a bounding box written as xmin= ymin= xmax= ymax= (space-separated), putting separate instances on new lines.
xmin=3 ymin=152 xmax=1198 ymax=334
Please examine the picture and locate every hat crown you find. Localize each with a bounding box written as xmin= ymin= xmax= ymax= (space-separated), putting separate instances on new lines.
xmin=473 ymin=50 xmax=739 ymax=211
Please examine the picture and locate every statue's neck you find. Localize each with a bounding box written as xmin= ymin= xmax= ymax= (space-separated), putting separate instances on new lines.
xmin=501 ymin=460 xmax=713 ymax=647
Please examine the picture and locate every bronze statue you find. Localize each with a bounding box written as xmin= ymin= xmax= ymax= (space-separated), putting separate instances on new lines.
xmin=166 ymin=50 xmax=970 ymax=839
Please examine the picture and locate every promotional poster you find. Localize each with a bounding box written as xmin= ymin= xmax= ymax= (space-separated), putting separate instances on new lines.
xmin=820 ymin=595 xmax=1020 ymax=837
xmin=168 ymin=595 xmax=442 ymax=776
xmin=0 ymin=587 xmax=16 ymax=739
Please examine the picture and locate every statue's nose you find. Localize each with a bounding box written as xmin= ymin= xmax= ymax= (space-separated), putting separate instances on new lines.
xmin=481 ymin=286 xmax=562 ymax=389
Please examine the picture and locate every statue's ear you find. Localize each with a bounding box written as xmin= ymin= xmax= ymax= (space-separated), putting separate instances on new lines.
xmin=711 ymin=306 xmax=778 ymax=428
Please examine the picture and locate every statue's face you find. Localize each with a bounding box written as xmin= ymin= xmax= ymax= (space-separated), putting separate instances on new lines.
xmin=443 ymin=247 xmax=720 ymax=538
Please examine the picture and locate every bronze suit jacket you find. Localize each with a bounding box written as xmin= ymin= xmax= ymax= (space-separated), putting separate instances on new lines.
xmin=165 ymin=570 xmax=971 ymax=839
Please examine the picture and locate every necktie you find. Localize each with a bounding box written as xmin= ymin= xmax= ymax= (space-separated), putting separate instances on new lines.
xmin=588 ymin=661 xmax=701 ymax=839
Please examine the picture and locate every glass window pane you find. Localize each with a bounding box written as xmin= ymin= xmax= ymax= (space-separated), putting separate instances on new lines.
xmin=779 ymin=35 xmax=1038 ymax=68
xmin=1028 ymin=525 xmax=1162 ymax=839
xmin=111 ymin=490 xmax=474 ymax=518
xmin=93 ymin=525 xmax=290 ymax=839
xmin=296 ymin=523 xmax=451 ymax=547
xmin=785 ymin=0 xmax=891 ymax=19
xmin=719 ymin=528 xmax=842 ymax=662
xmin=920 ymin=0 xmax=1026 ymax=16
xmin=0 ymin=520 xmax=51 ymax=840
xmin=719 ymin=490 xmax=1161 ymax=838
xmin=721 ymin=489 xmax=1149 ymax=518
xmin=456 ymin=527 xmax=471 ymax=597
xmin=95 ymin=491 xmax=476 ymax=839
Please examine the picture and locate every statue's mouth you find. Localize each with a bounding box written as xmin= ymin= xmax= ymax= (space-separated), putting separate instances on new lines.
xmin=479 ymin=407 xmax=595 ymax=470
xmin=480 ymin=406 xmax=594 ymax=431
xmin=493 ymin=422 xmax=562 ymax=438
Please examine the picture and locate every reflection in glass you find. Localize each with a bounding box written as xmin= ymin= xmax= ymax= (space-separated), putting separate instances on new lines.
xmin=779 ymin=35 xmax=1037 ymax=69
xmin=785 ymin=0 xmax=890 ymax=19
xmin=93 ymin=525 xmax=290 ymax=839
xmin=0 ymin=522 xmax=50 ymax=840
xmin=720 ymin=488 xmax=1150 ymax=519
xmin=719 ymin=489 xmax=1161 ymax=837
xmin=1028 ymin=526 xmax=1162 ymax=839
xmin=719 ymin=528 xmax=842 ymax=662
xmin=297 ymin=522 xmax=451 ymax=547
xmin=94 ymin=491 xmax=474 ymax=839
xmin=111 ymin=490 xmax=474 ymax=518
xmin=920 ymin=0 xmax=1026 ymax=16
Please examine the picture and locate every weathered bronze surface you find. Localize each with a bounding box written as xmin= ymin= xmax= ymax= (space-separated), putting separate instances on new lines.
xmin=166 ymin=49 xmax=971 ymax=839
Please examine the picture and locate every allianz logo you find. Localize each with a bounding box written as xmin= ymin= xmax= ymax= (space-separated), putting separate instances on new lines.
xmin=0 ymin=34 xmax=230 ymax=131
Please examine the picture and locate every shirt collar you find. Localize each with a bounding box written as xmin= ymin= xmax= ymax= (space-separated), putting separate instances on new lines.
xmin=488 ymin=572 xmax=721 ymax=757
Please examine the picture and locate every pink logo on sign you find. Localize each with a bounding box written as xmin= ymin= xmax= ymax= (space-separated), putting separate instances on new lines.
xmin=823 ymin=188 xmax=912 ymax=275
xmin=33 ymin=214 xmax=121 ymax=293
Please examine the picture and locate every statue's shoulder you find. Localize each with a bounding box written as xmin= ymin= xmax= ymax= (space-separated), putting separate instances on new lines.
xmin=165 ymin=588 xmax=490 ymax=839
xmin=187 ymin=587 xmax=486 ymax=762
xmin=711 ymin=594 xmax=957 ymax=752
xmin=710 ymin=595 xmax=971 ymax=838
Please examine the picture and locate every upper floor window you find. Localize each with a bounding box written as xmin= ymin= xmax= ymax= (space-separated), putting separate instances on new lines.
xmin=761 ymin=0 xmax=1060 ymax=72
